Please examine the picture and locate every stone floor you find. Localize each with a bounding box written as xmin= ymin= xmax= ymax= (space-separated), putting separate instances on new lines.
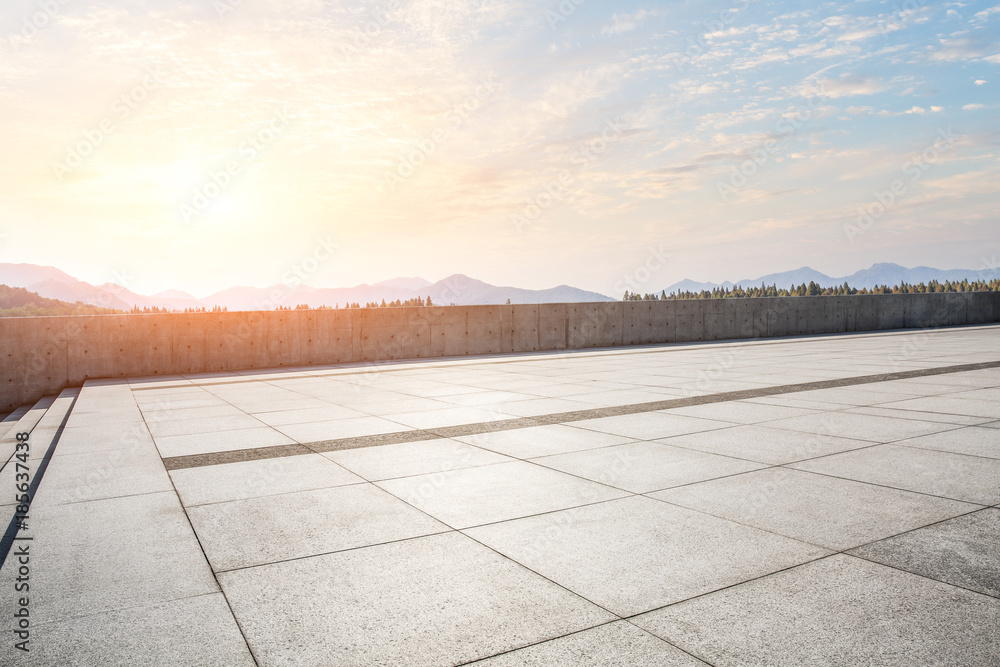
xmin=1 ymin=324 xmax=999 ymax=665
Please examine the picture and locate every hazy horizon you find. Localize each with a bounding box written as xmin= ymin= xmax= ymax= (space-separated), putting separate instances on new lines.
xmin=1 ymin=0 xmax=997 ymax=296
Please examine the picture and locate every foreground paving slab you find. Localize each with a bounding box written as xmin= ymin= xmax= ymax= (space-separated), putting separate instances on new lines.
xmin=881 ymin=395 xmax=1000 ymax=419
xmin=765 ymin=411 xmax=955 ymax=443
xmin=570 ymin=412 xmax=731 ymax=441
xmin=471 ymin=621 xmax=709 ymax=666
xmin=844 ymin=405 xmax=989 ymax=426
xmin=465 ymin=495 xmax=830 ymax=616
xmin=169 ymin=453 xmax=364 ymax=506
xmin=652 ymin=467 xmax=977 ymax=550
xmin=187 ymin=484 xmax=449 ymax=570
xmin=892 ymin=425 xmax=1000 ymax=459
xmin=4 ymin=325 xmax=999 ymax=665
xmin=376 ymin=460 xmax=629 ymax=529
xmin=663 ymin=400 xmax=818 ymax=424
xmin=533 ymin=441 xmax=765 ymax=494
xmin=790 ymin=443 xmax=1000 ymax=505
xmin=31 ymin=443 xmax=173 ymax=507
xmin=323 ymin=437 xmax=512 ymax=481
xmin=633 ymin=554 xmax=1000 ymax=667
xmin=661 ymin=424 xmax=873 ymax=464
xmin=1 ymin=593 xmax=254 ymax=667
xmin=0 ymin=492 xmax=219 ymax=626
xmin=153 ymin=425 xmax=296 ymax=457
xmin=455 ymin=423 xmax=633 ymax=458
xmin=849 ymin=508 xmax=1000 ymax=598
xmin=218 ymin=532 xmax=614 ymax=667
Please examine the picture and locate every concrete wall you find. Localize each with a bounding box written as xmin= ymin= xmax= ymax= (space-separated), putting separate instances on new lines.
xmin=2 ymin=292 xmax=998 ymax=412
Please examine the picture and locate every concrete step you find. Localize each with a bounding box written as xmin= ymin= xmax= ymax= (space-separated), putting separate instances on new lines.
xmin=0 ymin=396 xmax=55 ymax=445
xmin=0 ymin=405 xmax=31 ymax=442
xmin=0 ymin=388 xmax=79 ymax=571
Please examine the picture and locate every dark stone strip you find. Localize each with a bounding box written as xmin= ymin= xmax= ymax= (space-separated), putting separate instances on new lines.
xmin=428 ymin=417 xmax=547 ymax=439
xmin=304 ymin=430 xmax=440 ymax=453
xmin=159 ymin=359 xmax=1000 ymax=471
xmin=162 ymin=443 xmax=313 ymax=471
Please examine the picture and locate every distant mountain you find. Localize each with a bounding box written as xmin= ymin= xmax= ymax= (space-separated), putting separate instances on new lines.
xmin=207 ymin=283 xmax=419 ymax=311
xmin=204 ymin=275 xmax=614 ymax=309
xmin=732 ymin=266 xmax=836 ymax=290
xmin=5 ymin=261 xmax=993 ymax=312
xmin=0 ymin=263 xmax=613 ymax=310
xmin=24 ymin=279 xmax=134 ymax=310
xmin=841 ymin=263 xmax=1000 ymax=289
xmin=425 ymin=275 xmax=613 ymax=305
xmin=154 ymin=289 xmax=200 ymax=300
xmin=374 ymin=277 xmax=432 ymax=291
xmin=664 ymin=262 xmax=1000 ymax=294
xmin=0 ymin=263 xmax=81 ymax=288
xmin=665 ymin=279 xmax=735 ymax=293
xmin=96 ymin=283 xmax=206 ymax=310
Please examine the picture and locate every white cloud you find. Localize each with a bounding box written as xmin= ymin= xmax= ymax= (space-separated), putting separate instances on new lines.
xmin=812 ymin=75 xmax=886 ymax=98
xmin=975 ymin=79 xmax=987 ymax=85
xmin=962 ymin=103 xmax=986 ymax=110
xmin=601 ymin=9 xmax=660 ymax=36
xmin=870 ymin=105 xmax=933 ymax=117
xmin=973 ymin=4 xmax=1000 ymax=23
xmin=837 ymin=28 xmax=882 ymax=42
xmin=732 ymin=49 xmax=789 ymax=70
xmin=931 ymin=37 xmax=1000 ymax=62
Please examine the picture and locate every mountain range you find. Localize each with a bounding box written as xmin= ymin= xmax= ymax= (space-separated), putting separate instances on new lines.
xmin=0 ymin=264 xmax=614 ymax=310
xmin=0 ymin=262 xmax=995 ymax=312
xmin=661 ymin=263 xmax=1000 ymax=295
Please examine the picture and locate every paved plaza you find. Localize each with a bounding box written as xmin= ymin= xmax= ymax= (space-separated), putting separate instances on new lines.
xmin=2 ymin=324 xmax=999 ymax=665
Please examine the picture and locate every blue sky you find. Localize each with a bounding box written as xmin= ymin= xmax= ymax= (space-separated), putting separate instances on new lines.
xmin=0 ymin=0 xmax=997 ymax=297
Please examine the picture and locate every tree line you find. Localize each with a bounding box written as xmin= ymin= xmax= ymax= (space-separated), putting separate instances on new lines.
xmin=279 ymin=296 xmax=436 ymax=310
xmin=623 ymin=279 xmax=1000 ymax=301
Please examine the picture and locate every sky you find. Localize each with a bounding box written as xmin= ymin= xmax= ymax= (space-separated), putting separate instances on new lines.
xmin=0 ymin=0 xmax=997 ymax=298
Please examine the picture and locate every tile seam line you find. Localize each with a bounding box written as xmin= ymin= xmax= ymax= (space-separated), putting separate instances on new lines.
xmin=131 ymin=322 xmax=1000 ymax=392
xmin=454 ymin=618 xmax=718 ymax=667
xmin=630 ymin=527 xmax=1000 ymax=629
xmin=449 ymin=620 xmax=624 ymax=667
xmin=140 ymin=394 xmax=262 ymax=667
xmin=159 ymin=358 xmax=1000 ymax=471
xmin=642 ymin=477 xmax=985 ymax=554
xmin=13 ymin=590 xmax=229 ymax=633
xmin=842 ymin=506 xmax=1000 ymax=601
